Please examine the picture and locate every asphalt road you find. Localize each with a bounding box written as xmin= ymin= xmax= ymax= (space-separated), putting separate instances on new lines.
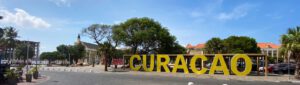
xmin=38 ymin=71 xmax=297 ymax=85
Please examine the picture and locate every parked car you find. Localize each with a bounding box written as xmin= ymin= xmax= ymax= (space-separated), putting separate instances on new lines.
xmin=272 ymin=63 xmax=296 ymax=74
xmin=251 ymin=60 xmax=264 ymax=71
xmin=267 ymin=64 xmax=275 ymax=72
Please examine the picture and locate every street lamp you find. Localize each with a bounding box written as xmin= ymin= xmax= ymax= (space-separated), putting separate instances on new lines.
xmin=26 ymin=41 xmax=29 ymax=73
xmin=0 ymin=16 xmax=3 ymax=20
xmin=35 ymin=42 xmax=39 ymax=74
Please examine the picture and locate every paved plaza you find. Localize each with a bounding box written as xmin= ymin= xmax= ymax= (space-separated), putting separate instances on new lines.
xmin=39 ymin=65 xmax=300 ymax=84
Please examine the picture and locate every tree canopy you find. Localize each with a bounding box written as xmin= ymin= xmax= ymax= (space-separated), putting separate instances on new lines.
xmin=205 ymin=36 xmax=260 ymax=54
xmin=204 ymin=37 xmax=224 ymax=54
xmin=40 ymin=51 xmax=63 ymax=65
xmin=1 ymin=27 xmax=18 ymax=48
xmin=14 ymin=43 xmax=35 ymax=61
xmin=113 ymin=17 xmax=186 ymax=54
xmin=55 ymin=44 xmax=85 ymax=64
xmin=223 ymin=36 xmax=261 ymax=53
xmin=280 ymin=26 xmax=300 ymax=78
xmin=81 ymin=17 xmax=186 ymax=71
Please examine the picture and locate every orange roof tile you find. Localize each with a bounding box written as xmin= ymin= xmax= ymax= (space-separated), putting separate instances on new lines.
xmin=187 ymin=42 xmax=280 ymax=49
xmin=195 ymin=43 xmax=205 ymax=48
xmin=186 ymin=43 xmax=205 ymax=49
xmin=257 ymin=43 xmax=280 ymax=49
xmin=186 ymin=44 xmax=194 ymax=48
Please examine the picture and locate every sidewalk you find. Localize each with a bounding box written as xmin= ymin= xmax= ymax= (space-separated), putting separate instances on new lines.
xmin=40 ymin=65 xmax=106 ymax=73
xmin=121 ymin=71 xmax=300 ymax=83
xmin=40 ymin=65 xmax=300 ymax=84
xmin=17 ymin=75 xmax=49 ymax=85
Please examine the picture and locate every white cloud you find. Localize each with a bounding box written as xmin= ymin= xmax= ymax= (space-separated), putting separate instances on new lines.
xmin=0 ymin=8 xmax=51 ymax=28
xmin=49 ymin=0 xmax=71 ymax=7
xmin=217 ymin=4 xmax=253 ymax=21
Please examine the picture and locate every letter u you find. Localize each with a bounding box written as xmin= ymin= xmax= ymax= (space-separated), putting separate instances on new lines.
xmin=142 ymin=54 xmax=155 ymax=72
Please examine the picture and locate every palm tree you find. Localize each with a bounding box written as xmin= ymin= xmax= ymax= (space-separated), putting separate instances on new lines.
xmin=2 ymin=27 xmax=18 ymax=63
xmin=0 ymin=28 xmax=4 ymax=46
xmin=0 ymin=28 xmax=3 ymax=38
xmin=281 ymin=26 xmax=300 ymax=79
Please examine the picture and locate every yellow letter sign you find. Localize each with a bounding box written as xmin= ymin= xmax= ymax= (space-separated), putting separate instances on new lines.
xmin=209 ymin=54 xmax=229 ymax=75
xmin=231 ymin=54 xmax=252 ymax=76
xmin=172 ymin=54 xmax=189 ymax=74
xmin=130 ymin=55 xmax=141 ymax=71
xmin=157 ymin=54 xmax=170 ymax=73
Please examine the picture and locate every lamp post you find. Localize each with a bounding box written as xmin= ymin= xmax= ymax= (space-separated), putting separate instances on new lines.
xmin=26 ymin=41 xmax=29 ymax=73
xmin=0 ymin=16 xmax=2 ymax=64
xmin=35 ymin=42 xmax=39 ymax=73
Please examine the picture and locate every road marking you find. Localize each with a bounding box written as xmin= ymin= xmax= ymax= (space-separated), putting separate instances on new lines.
xmin=223 ymin=84 xmax=228 ymax=85
xmin=188 ymin=82 xmax=194 ymax=85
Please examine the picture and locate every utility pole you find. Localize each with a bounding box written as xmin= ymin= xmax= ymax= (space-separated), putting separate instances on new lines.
xmin=26 ymin=41 xmax=29 ymax=73
xmin=68 ymin=52 xmax=71 ymax=66
xmin=35 ymin=42 xmax=39 ymax=72
xmin=0 ymin=16 xmax=2 ymax=64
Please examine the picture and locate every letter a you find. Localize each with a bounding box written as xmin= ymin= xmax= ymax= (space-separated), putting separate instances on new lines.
xmin=209 ymin=54 xmax=229 ymax=75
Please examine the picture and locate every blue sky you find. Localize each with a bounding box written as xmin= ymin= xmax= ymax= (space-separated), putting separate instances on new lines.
xmin=0 ymin=0 xmax=299 ymax=53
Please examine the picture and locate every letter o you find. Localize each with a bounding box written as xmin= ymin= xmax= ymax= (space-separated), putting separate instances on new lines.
xmin=231 ymin=54 xmax=252 ymax=76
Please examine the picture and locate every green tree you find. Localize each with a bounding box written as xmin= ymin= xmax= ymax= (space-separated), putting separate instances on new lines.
xmin=204 ymin=37 xmax=224 ymax=54
xmin=204 ymin=36 xmax=260 ymax=54
xmin=113 ymin=17 xmax=186 ymax=54
xmin=280 ymin=26 xmax=300 ymax=79
xmin=0 ymin=28 xmax=4 ymax=38
xmin=82 ymin=24 xmax=113 ymax=71
xmin=14 ymin=43 xmax=34 ymax=63
xmin=56 ymin=44 xmax=70 ymax=64
xmin=71 ymin=43 xmax=85 ymax=64
xmin=223 ymin=36 xmax=260 ymax=53
xmin=82 ymin=17 xmax=186 ymax=71
xmin=0 ymin=27 xmax=18 ymax=62
xmin=56 ymin=44 xmax=85 ymax=65
xmin=0 ymin=28 xmax=4 ymax=46
xmin=40 ymin=51 xmax=63 ymax=65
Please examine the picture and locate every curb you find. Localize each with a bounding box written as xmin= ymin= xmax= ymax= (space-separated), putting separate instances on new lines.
xmin=291 ymin=80 xmax=300 ymax=84
xmin=279 ymin=80 xmax=300 ymax=84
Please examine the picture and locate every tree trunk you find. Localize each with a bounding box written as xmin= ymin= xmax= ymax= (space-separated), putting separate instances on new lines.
xmin=75 ymin=59 xmax=78 ymax=65
xmin=284 ymin=50 xmax=289 ymax=63
xmin=48 ymin=60 xmax=51 ymax=65
xmin=295 ymin=54 xmax=300 ymax=79
xmin=295 ymin=63 xmax=300 ymax=79
xmin=23 ymin=59 xmax=26 ymax=65
xmin=104 ymin=56 xmax=108 ymax=71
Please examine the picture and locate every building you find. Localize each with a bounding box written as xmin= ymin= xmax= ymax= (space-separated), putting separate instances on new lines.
xmin=0 ymin=40 xmax=40 ymax=64
xmin=257 ymin=42 xmax=280 ymax=58
xmin=186 ymin=43 xmax=205 ymax=54
xmin=186 ymin=42 xmax=280 ymax=58
xmin=75 ymin=35 xmax=99 ymax=65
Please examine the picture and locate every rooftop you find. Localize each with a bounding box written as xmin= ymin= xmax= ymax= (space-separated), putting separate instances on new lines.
xmin=186 ymin=42 xmax=280 ymax=49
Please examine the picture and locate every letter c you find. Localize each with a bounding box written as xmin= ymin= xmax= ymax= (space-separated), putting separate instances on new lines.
xmin=130 ymin=55 xmax=141 ymax=71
